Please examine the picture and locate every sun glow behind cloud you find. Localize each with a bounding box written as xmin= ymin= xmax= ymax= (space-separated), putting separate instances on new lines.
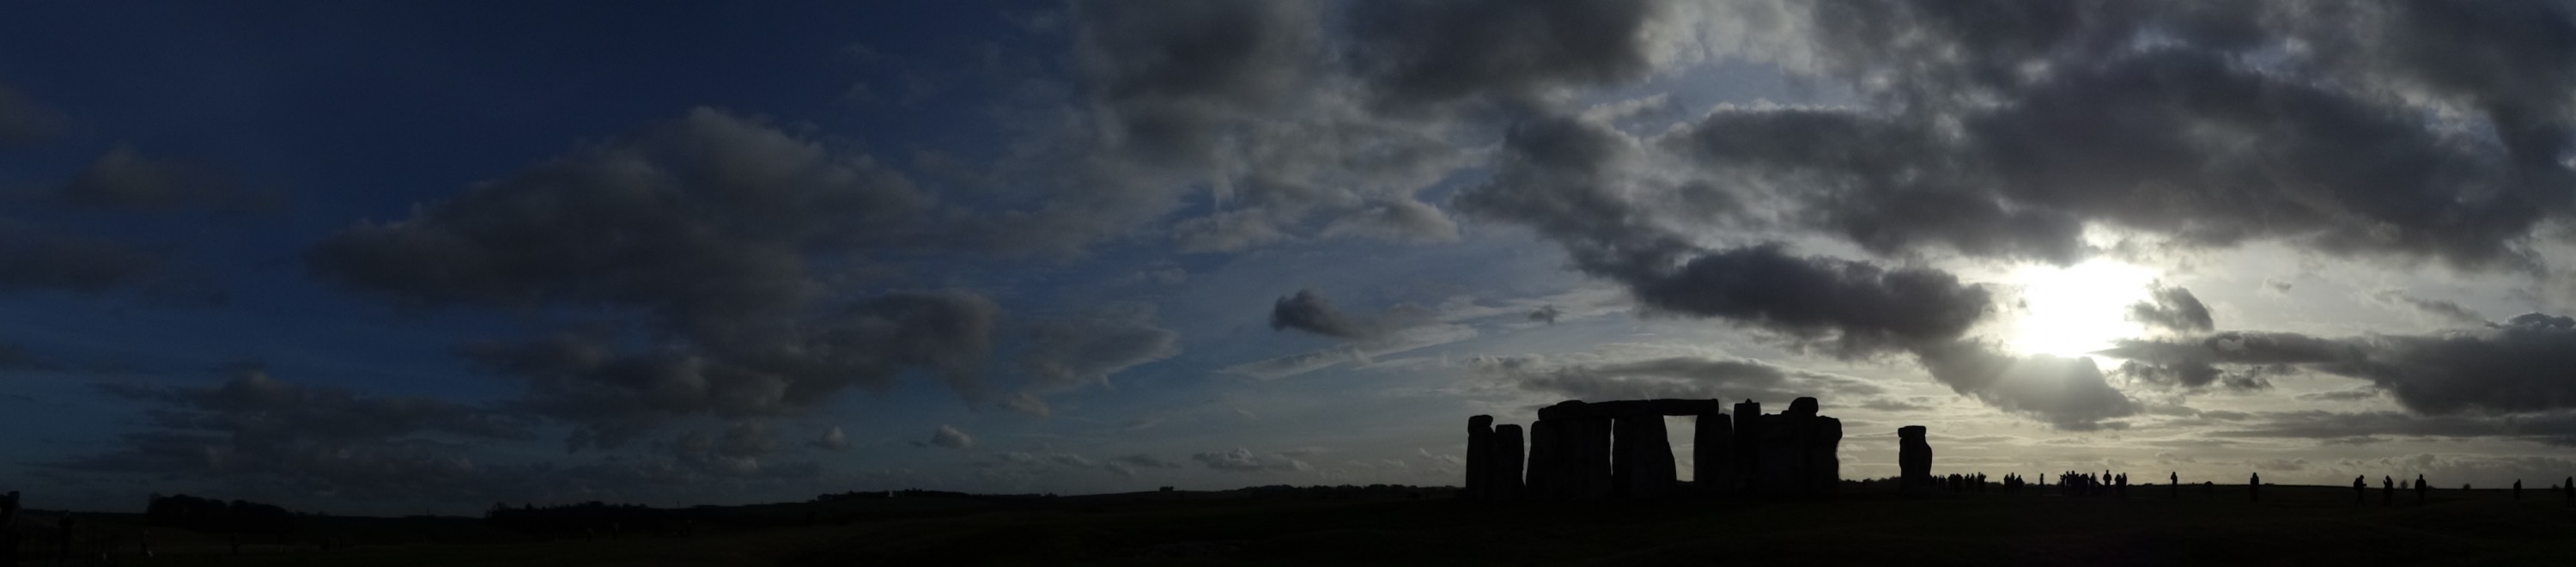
xmin=2005 ymin=258 xmax=2158 ymax=357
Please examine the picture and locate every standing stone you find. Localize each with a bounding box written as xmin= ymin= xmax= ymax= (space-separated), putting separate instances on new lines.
xmin=1808 ymin=417 xmax=1843 ymax=497
xmin=1568 ymin=418 xmax=1615 ymax=500
xmin=1526 ymin=420 xmax=1561 ymax=501
xmin=1492 ymin=424 xmax=1526 ymax=501
xmin=1899 ymin=425 xmax=1935 ymax=497
xmin=1731 ymin=399 xmax=1761 ymax=495
xmin=1693 ymin=414 xmax=1734 ymax=495
xmin=1786 ymin=396 xmax=1820 ymax=417
xmin=1466 ymin=415 xmax=1492 ymax=501
xmin=1613 ymin=417 xmax=1677 ymax=498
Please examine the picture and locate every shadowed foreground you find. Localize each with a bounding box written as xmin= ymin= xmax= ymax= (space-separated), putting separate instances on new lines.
xmin=41 ymin=485 xmax=2576 ymax=566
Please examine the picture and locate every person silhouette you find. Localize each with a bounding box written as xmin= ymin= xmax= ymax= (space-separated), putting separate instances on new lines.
xmin=2512 ymin=479 xmax=2521 ymax=501
xmin=2415 ymin=474 xmax=2428 ymax=505
xmin=2250 ymin=472 xmax=2261 ymax=503
xmin=2383 ymin=476 xmax=2394 ymax=507
xmin=2170 ymin=472 xmax=2178 ymax=499
xmin=2353 ymin=475 xmax=2366 ymax=505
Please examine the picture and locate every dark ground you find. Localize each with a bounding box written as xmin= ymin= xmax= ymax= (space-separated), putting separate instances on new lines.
xmin=15 ymin=485 xmax=2576 ymax=565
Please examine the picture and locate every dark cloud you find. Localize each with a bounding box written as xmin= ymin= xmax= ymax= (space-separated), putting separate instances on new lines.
xmin=1191 ymin=448 xmax=1311 ymax=472
xmin=1017 ymin=302 xmax=1180 ymax=407
xmin=2213 ymin=410 xmax=2576 ymax=447
xmin=667 ymin=422 xmax=786 ymax=474
xmin=1110 ymin=454 xmax=1187 ymax=469
xmin=1269 ymin=289 xmax=1370 ymax=339
xmin=1528 ymin=305 xmax=1561 ymax=325
xmin=0 ymin=343 xmax=58 ymax=371
xmin=808 ymin=426 xmax=850 ymax=451
xmin=2113 ymin=360 xmax=2282 ymax=393
xmin=0 ymin=219 xmax=167 ymax=296
xmin=2127 ymin=285 xmax=2214 ymax=332
xmin=1726 ymin=1 xmax=2576 ymax=270
xmin=1346 ymin=0 xmax=1663 ymax=113
xmin=986 ymin=1 xmax=1463 ymax=253
xmin=459 ymin=291 xmax=1000 ymax=450
xmin=1458 ymin=112 xmax=2142 ymax=429
xmin=312 ymin=108 xmax=1015 ymax=447
xmin=2104 ymin=314 xmax=2576 ymax=415
xmin=0 ymin=81 xmax=66 ymax=148
xmin=2372 ymin=290 xmax=2487 ymax=326
xmin=929 ymin=425 xmax=974 ymax=449
xmin=55 ymin=369 xmax=541 ymax=501
xmin=55 ymin=146 xmax=283 ymax=213
xmin=309 ymin=107 xmax=933 ymax=332
xmin=1472 ymin=353 xmax=1882 ymax=404
xmin=1022 ymin=305 xmax=1182 ymax=382
xmin=1459 ymin=114 xmax=1993 ymax=357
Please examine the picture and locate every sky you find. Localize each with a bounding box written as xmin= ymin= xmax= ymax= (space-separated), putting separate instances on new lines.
xmin=4 ymin=1 xmax=2576 ymax=515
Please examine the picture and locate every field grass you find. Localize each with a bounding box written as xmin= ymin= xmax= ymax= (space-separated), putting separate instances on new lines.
xmin=32 ymin=485 xmax=2576 ymax=566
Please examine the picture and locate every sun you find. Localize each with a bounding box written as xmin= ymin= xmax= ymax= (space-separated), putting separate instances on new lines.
xmin=2003 ymin=258 xmax=2159 ymax=357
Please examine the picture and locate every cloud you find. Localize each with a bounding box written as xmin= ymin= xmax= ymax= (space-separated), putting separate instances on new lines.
xmin=930 ymin=425 xmax=974 ymax=449
xmin=2213 ymin=410 xmax=2576 ymax=448
xmin=1458 ymin=114 xmax=1994 ymax=358
xmin=1911 ymin=342 xmax=2140 ymax=431
xmin=0 ymin=343 xmax=58 ymax=371
xmin=459 ymin=290 xmax=1000 ymax=449
xmin=1111 ymin=454 xmax=1186 ymax=469
xmin=2112 ymin=360 xmax=2284 ymax=393
xmin=1218 ymin=322 xmax=1476 ymax=380
xmin=1456 ymin=111 xmax=2149 ymax=429
xmin=1472 ymin=351 xmax=1882 ymax=404
xmin=1752 ymin=1 xmax=2576 ymax=270
xmin=975 ymin=1 xmax=1467 ymax=254
xmin=2128 ymin=285 xmax=2215 ymax=332
xmin=668 ymin=422 xmax=786 ymax=473
xmin=55 ymin=146 xmax=283 ymax=212
xmin=2103 ymin=314 xmax=2576 ymax=415
xmin=307 ymin=107 xmax=1006 ymax=448
xmin=53 ymin=368 xmax=543 ymax=501
xmin=2371 ymin=290 xmax=2488 ymax=326
xmin=1269 ymin=289 xmax=1372 ymax=339
xmin=1346 ymin=0 xmax=1665 ymax=113
xmin=1191 ymin=448 xmax=1312 ymax=472
xmin=810 ymin=426 xmax=851 ymax=451
xmin=1021 ymin=302 xmax=1182 ymax=389
xmin=309 ymin=107 xmax=933 ymax=329
xmin=0 ymin=219 xmax=169 ymax=296
xmin=0 ymin=81 xmax=66 ymax=148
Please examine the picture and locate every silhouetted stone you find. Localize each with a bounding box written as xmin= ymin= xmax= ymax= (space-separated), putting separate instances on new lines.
xmin=1613 ymin=416 xmax=1677 ymax=498
xmin=1693 ymin=414 xmax=1734 ymax=494
xmin=1899 ymin=425 xmax=1935 ymax=497
xmin=1786 ymin=396 xmax=1820 ymax=417
xmin=2512 ymin=479 xmax=2521 ymax=501
xmin=1526 ymin=419 xmax=1562 ymax=501
xmin=2250 ymin=472 xmax=2261 ymax=502
xmin=1492 ymin=424 xmax=1526 ymax=501
xmin=2171 ymin=472 xmax=2179 ymax=499
xmin=2415 ymin=474 xmax=2428 ymax=505
xmin=1466 ymin=415 xmax=1493 ymax=501
xmin=1732 ymin=399 xmax=1761 ymax=495
xmin=1569 ymin=418 xmax=1615 ymax=501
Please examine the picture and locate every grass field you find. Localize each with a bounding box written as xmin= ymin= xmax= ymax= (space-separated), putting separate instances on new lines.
xmin=21 ymin=485 xmax=2576 ymax=565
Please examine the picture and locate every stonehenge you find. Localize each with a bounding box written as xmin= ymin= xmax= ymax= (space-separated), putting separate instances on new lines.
xmin=1467 ymin=396 xmax=1844 ymax=502
xmin=1899 ymin=425 xmax=1935 ymax=497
